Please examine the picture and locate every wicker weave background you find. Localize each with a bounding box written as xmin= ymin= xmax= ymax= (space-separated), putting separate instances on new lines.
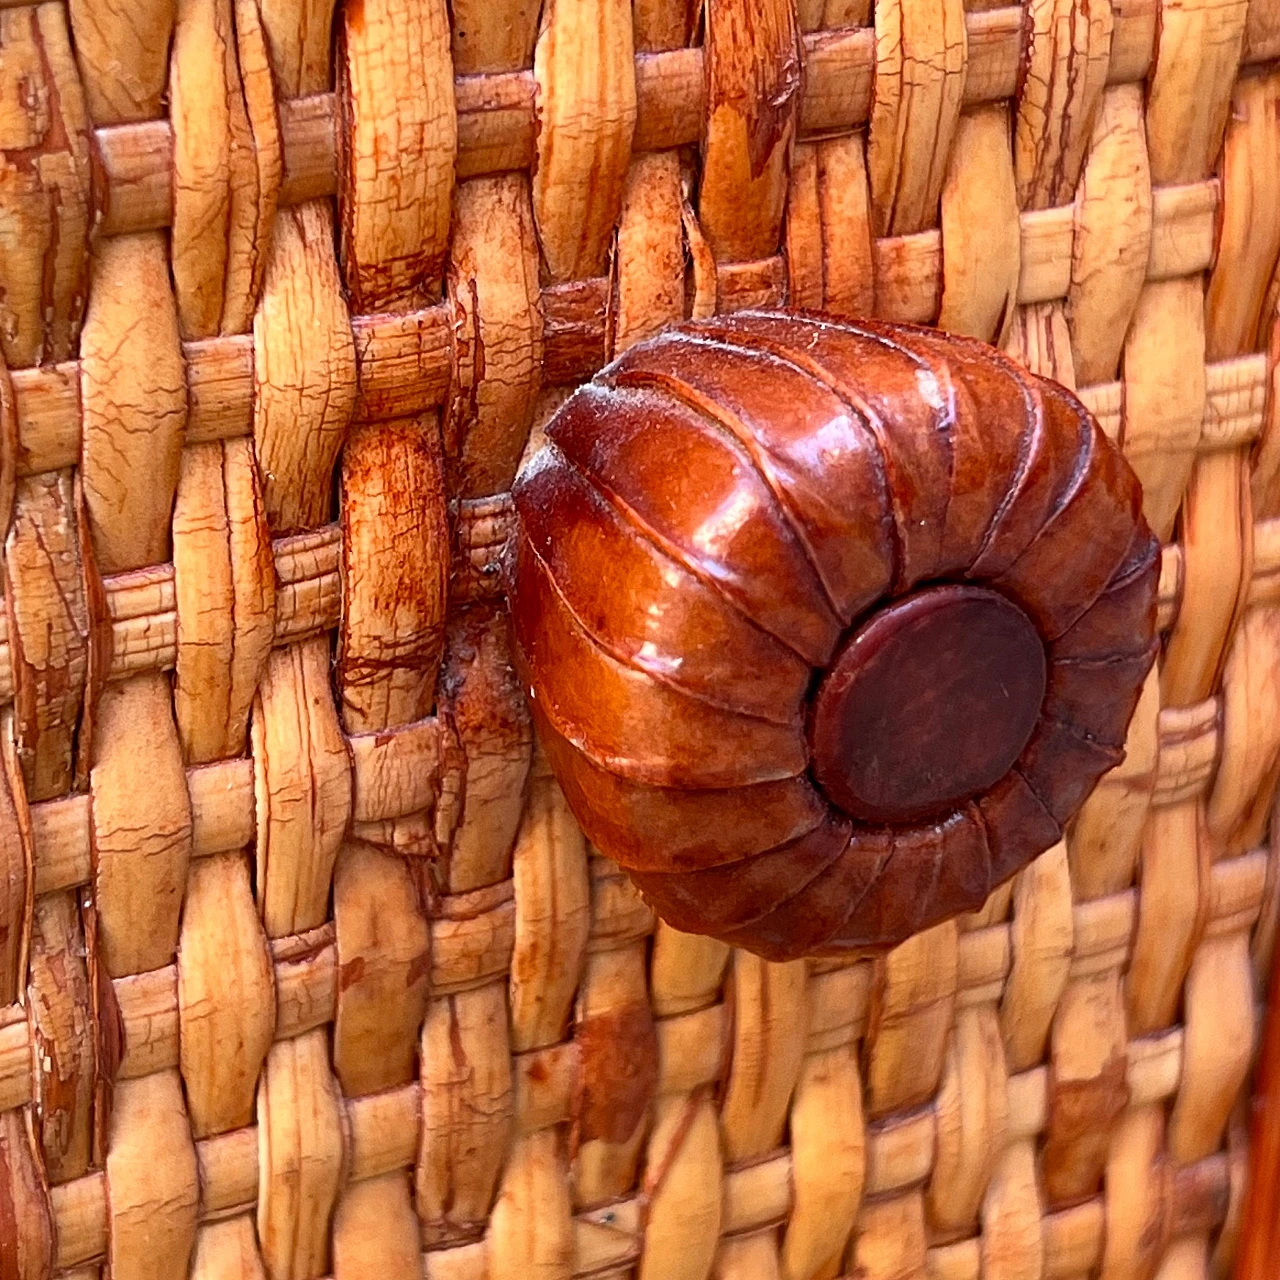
xmin=0 ymin=0 xmax=1276 ymax=1277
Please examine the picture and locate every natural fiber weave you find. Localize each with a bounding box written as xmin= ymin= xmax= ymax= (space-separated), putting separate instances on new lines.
xmin=0 ymin=1 xmax=1275 ymax=1277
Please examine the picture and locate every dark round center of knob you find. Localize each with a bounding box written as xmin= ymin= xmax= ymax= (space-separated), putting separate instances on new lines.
xmin=808 ymin=585 xmax=1047 ymax=825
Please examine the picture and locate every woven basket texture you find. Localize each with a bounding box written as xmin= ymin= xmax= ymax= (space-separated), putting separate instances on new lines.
xmin=0 ymin=0 xmax=1277 ymax=1277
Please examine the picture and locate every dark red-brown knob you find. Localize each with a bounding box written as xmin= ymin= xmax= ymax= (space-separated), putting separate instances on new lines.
xmin=510 ymin=311 xmax=1158 ymax=961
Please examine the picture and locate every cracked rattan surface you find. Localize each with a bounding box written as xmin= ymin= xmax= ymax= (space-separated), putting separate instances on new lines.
xmin=0 ymin=0 xmax=1276 ymax=1278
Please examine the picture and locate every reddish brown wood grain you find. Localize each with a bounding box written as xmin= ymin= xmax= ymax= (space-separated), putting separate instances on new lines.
xmin=1237 ymin=902 xmax=1280 ymax=1279
xmin=808 ymin=585 xmax=1047 ymax=824
xmin=512 ymin=311 xmax=1159 ymax=960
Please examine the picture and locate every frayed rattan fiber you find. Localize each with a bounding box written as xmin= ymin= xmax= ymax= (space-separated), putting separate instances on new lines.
xmin=0 ymin=0 xmax=1276 ymax=1278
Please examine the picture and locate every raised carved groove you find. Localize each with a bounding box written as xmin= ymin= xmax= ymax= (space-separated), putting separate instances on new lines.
xmin=0 ymin=444 xmax=1237 ymax=747
xmin=0 ymin=371 xmax=1263 ymax=768
xmin=11 ymin=438 xmax=1265 ymax=916
xmin=513 ymin=313 xmax=1160 ymax=957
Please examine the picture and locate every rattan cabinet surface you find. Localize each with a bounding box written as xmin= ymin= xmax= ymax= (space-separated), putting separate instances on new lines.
xmin=0 ymin=1 xmax=1276 ymax=1278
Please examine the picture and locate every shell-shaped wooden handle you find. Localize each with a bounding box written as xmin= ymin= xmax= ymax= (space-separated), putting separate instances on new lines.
xmin=511 ymin=311 xmax=1158 ymax=961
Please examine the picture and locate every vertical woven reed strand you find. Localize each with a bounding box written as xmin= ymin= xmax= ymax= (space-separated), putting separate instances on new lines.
xmin=0 ymin=0 xmax=1273 ymax=1278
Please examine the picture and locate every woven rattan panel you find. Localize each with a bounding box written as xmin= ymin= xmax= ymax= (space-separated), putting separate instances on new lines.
xmin=0 ymin=1 xmax=1277 ymax=1277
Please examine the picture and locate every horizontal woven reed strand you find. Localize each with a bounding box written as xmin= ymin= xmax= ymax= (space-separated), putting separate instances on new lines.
xmin=0 ymin=0 xmax=1276 ymax=1276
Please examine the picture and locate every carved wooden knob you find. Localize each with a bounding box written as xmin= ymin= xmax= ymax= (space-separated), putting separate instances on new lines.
xmin=511 ymin=312 xmax=1158 ymax=961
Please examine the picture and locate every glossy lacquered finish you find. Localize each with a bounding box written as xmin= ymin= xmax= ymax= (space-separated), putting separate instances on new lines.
xmin=511 ymin=311 xmax=1159 ymax=961
xmin=808 ymin=585 xmax=1047 ymax=825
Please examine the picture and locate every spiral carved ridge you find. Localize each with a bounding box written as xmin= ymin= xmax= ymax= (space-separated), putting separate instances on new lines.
xmin=511 ymin=312 xmax=1159 ymax=961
